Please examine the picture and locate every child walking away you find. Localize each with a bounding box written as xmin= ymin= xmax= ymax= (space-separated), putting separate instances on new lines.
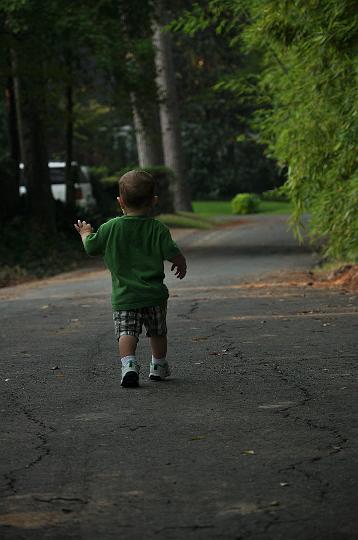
xmin=74 ymin=170 xmax=187 ymax=388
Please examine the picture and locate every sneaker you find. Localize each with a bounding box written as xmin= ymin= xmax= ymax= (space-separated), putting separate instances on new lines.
xmin=149 ymin=361 xmax=171 ymax=381
xmin=121 ymin=361 xmax=140 ymax=387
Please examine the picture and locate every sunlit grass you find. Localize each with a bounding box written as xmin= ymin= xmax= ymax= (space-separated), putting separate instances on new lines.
xmin=258 ymin=200 xmax=293 ymax=214
xmin=158 ymin=200 xmax=293 ymax=229
xmin=193 ymin=200 xmax=293 ymax=216
xmin=192 ymin=201 xmax=232 ymax=215
xmin=157 ymin=213 xmax=214 ymax=229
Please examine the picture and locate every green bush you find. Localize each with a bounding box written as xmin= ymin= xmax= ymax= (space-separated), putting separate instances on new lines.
xmin=231 ymin=193 xmax=260 ymax=215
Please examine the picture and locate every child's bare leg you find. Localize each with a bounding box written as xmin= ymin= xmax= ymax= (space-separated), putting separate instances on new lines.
xmin=119 ymin=335 xmax=138 ymax=358
xmin=149 ymin=335 xmax=170 ymax=380
xmin=150 ymin=335 xmax=167 ymax=359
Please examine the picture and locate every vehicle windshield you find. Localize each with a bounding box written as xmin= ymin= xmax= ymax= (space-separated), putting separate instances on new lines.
xmin=19 ymin=164 xmax=90 ymax=185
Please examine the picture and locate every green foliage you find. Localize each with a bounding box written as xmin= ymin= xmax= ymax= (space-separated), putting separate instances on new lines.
xmin=246 ymin=0 xmax=358 ymax=261
xmin=308 ymin=178 xmax=358 ymax=261
xmin=231 ymin=193 xmax=260 ymax=214
xmin=261 ymin=185 xmax=289 ymax=202
xmin=177 ymin=0 xmax=358 ymax=261
xmin=0 ymin=0 xmax=155 ymax=211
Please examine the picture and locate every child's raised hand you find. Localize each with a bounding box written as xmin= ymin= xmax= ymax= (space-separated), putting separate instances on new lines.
xmin=74 ymin=219 xmax=93 ymax=235
xmin=170 ymin=254 xmax=187 ymax=280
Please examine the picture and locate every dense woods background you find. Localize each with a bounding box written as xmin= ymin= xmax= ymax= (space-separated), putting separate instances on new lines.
xmin=0 ymin=0 xmax=357 ymax=283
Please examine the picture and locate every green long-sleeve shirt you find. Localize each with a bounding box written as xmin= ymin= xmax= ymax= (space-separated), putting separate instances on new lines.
xmin=84 ymin=216 xmax=181 ymax=310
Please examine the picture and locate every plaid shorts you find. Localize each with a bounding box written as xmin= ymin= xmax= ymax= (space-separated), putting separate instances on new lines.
xmin=113 ymin=303 xmax=167 ymax=340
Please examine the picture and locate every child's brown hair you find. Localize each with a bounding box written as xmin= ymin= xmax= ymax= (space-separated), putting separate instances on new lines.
xmin=118 ymin=170 xmax=155 ymax=208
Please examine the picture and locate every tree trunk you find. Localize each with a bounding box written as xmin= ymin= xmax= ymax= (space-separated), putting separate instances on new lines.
xmin=152 ymin=10 xmax=192 ymax=211
xmin=131 ymin=92 xmax=164 ymax=167
xmin=14 ymin=50 xmax=55 ymax=231
xmin=65 ymin=82 xmax=74 ymax=206
xmin=1 ymin=74 xmax=20 ymax=221
xmin=21 ymin=89 xmax=55 ymax=231
xmin=10 ymin=49 xmax=25 ymax=163
xmin=6 ymin=76 xmax=21 ymax=173
xmin=65 ymin=52 xmax=75 ymax=207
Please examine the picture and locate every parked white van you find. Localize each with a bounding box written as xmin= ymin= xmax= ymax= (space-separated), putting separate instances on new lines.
xmin=19 ymin=162 xmax=95 ymax=208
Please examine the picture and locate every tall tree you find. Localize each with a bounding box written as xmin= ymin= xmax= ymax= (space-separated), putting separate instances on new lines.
xmin=1 ymin=70 xmax=21 ymax=221
xmin=15 ymin=50 xmax=55 ymax=231
xmin=152 ymin=4 xmax=192 ymax=211
xmin=64 ymin=49 xmax=75 ymax=207
xmin=1 ymin=2 xmax=61 ymax=230
xmin=120 ymin=7 xmax=164 ymax=168
xmin=131 ymin=92 xmax=163 ymax=166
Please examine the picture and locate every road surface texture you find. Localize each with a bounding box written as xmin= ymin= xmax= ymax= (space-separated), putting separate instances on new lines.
xmin=1 ymin=214 xmax=357 ymax=540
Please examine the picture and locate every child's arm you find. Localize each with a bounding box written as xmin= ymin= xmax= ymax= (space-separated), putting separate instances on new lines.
xmin=74 ymin=220 xmax=93 ymax=246
xmin=159 ymin=224 xmax=187 ymax=280
xmin=74 ymin=218 xmax=113 ymax=256
xmin=168 ymin=253 xmax=187 ymax=280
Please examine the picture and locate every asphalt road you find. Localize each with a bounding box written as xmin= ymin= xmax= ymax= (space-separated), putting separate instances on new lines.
xmin=1 ymin=214 xmax=357 ymax=540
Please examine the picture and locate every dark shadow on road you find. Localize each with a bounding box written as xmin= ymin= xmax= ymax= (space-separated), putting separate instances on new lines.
xmin=184 ymin=244 xmax=314 ymax=257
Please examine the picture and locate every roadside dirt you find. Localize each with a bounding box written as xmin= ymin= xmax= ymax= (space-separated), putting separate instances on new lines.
xmin=0 ymin=258 xmax=104 ymax=290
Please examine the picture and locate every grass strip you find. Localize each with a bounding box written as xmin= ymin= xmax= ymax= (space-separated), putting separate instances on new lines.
xmin=192 ymin=200 xmax=293 ymax=216
xmin=157 ymin=213 xmax=214 ymax=229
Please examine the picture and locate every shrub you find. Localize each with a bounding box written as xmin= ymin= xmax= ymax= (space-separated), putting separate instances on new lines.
xmin=231 ymin=193 xmax=260 ymax=215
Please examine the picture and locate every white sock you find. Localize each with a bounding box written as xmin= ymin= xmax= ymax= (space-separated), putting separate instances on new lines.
xmin=152 ymin=355 xmax=167 ymax=365
xmin=121 ymin=355 xmax=137 ymax=368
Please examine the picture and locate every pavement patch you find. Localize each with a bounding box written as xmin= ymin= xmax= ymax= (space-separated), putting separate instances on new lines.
xmin=73 ymin=412 xmax=113 ymax=422
xmin=0 ymin=511 xmax=72 ymax=528
xmin=218 ymin=500 xmax=280 ymax=516
xmin=225 ymin=310 xmax=357 ymax=321
xmin=258 ymin=401 xmax=297 ymax=409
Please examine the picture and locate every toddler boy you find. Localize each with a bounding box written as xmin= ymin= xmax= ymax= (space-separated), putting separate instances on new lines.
xmin=74 ymin=170 xmax=187 ymax=387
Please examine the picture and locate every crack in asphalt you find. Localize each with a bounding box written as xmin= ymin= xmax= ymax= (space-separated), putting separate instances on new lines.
xmin=271 ymin=362 xmax=348 ymax=503
xmin=33 ymin=496 xmax=89 ymax=505
xmin=1 ymin=393 xmax=56 ymax=497
xmin=177 ymin=297 xmax=284 ymax=538
xmin=155 ymin=524 xmax=215 ymax=533
xmin=177 ymin=300 xmax=199 ymax=320
xmin=262 ymin=512 xmax=280 ymax=535
xmin=182 ymin=297 xmax=351 ymax=537
xmin=84 ymin=329 xmax=113 ymax=378
xmin=118 ymin=425 xmax=147 ymax=431
xmin=181 ymin=299 xmax=241 ymax=360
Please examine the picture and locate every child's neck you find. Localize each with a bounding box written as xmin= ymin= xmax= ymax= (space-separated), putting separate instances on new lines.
xmin=124 ymin=208 xmax=149 ymax=217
